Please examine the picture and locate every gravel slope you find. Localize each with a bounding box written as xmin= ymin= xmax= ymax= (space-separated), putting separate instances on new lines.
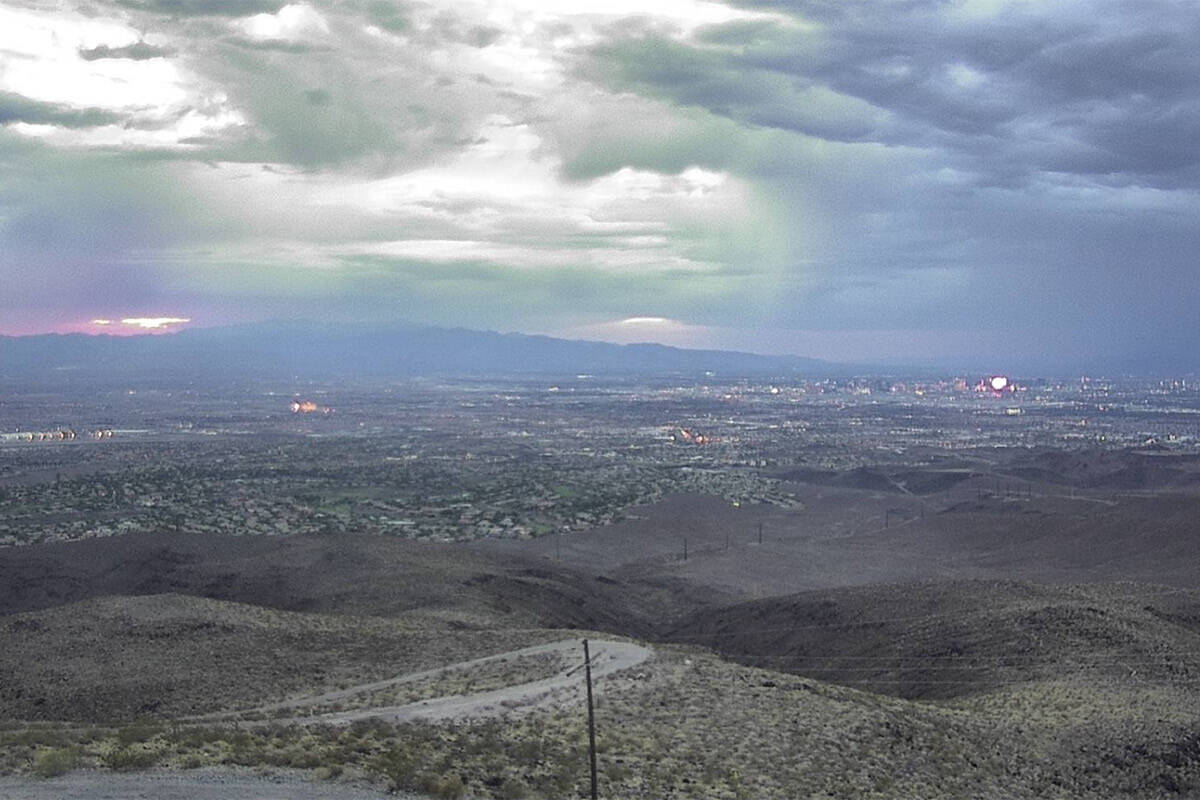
xmin=0 ymin=768 xmax=400 ymax=800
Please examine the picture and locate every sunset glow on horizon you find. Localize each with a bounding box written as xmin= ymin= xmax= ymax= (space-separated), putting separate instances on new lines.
xmin=120 ymin=317 xmax=191 ymax=330
xmin=36 ymin=317 xmax=198 ymax=336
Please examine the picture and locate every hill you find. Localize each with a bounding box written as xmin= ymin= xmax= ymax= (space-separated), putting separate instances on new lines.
xmin=1004 ymin=448 xmax=1200 ymax=491
xmin=668 ymin=579 xmax=1200 ymax=699
xmin=0 ymin=322 xmax=833 ymax=381
xmin=0 ymin=593 xmax=559 ymax=723
xmin=0 ymin=531 xmax=716 ymax=634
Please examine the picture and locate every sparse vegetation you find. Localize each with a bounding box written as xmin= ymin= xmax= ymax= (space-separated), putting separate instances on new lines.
xmin=4 ymin=378 xmax=1200 ymax=797
xmin=3 ymin=641 xmax=1200 ymax=798
xmin=30 ymin=747 xmax=77 ymax=778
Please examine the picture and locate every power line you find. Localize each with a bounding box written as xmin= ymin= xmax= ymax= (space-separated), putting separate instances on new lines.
xmin=582 ymin=639 xmax=598 ymax=800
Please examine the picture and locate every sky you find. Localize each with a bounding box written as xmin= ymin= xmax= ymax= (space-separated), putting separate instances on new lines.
xmin=1 ymin=0 xmax=1198 ymax=371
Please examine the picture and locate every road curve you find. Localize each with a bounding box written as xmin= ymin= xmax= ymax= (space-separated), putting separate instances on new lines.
xmin=294 ymin=638 xmax=650 ymax=726
xmin=204 ymin=638 xmax=651 ymax=727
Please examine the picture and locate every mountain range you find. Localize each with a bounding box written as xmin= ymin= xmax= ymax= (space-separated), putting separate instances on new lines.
xmin=0 ymin=322 xmax=837 ymax=381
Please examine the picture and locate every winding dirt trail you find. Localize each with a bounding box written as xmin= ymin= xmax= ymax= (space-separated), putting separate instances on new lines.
xmin=294 ymin=638 xmax=650 ymax=726
xmin=0 ymin=639 xmax=652 ymax=799
xmin=198 ymin=638 xmax=652 ymax=727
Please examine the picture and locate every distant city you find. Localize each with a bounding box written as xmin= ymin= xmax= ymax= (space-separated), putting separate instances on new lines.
xmin=2 ymin=374 xmax=1196 ymax=548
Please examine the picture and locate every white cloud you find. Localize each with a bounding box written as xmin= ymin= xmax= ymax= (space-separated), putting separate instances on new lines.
xmin=0 ymin=5 xmax=183 ymax=110
xmin=236 ymin=4 xmax=329 ymax=42
xmin=946 ymin=63 xmax=986 ymax=89
xmin=0 ymin=4 xmax=243 ymax=149
xmin=305 ymin=116 xmax=748 ymax=274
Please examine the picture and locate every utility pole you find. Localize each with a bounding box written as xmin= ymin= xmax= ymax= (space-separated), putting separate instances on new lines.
xmin=757 ymin=521 xmax=763 ymax=545
xmin=583 ymin=640 xmax=598 ymax=800
xmin=683 ymin=538 xmax=688 ymax=562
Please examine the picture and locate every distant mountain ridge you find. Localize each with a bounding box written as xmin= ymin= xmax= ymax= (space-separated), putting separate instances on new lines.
xmin=0 ymin=321 xmax=836 ymax=380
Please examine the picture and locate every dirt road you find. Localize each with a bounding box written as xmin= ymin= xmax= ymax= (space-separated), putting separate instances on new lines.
xmin=189 ymin=637 xmax=651 ymax=726
xmin=0 ymin=639 xmax=652 ymax=799
xmin=279 ymin=637 xmax=651 ymax=726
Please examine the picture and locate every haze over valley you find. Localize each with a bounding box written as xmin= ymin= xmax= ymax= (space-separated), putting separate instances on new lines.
xmin=3 ymin=344 xmax=1200 ymax=798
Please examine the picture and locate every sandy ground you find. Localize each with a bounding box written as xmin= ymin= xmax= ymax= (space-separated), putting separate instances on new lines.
xmin=0 ymin=768 xmax=403 ymax=800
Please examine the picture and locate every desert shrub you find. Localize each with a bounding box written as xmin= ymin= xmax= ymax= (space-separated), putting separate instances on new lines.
xmin=225 ymin=736 xmax=267 ymax=767
xmin=31 ymin=747 xmax=78 ymax=778
xmin=371 ymin=746 xmax=420 ymax=792
xmin=115 ymin=720 xmax=162 ymax=746
xmin=314 ymin=763 xmax=344 ymax=780
xmin=498 ymin=776 xmax=527 ymax=799
xmin=7 ymin=728 xmax=71 ymax=748
xmin=101 ymin=745 xmax=160 ymax=771
xmin=426 ymin=773 xmax=467 ymax=799
xmin=349 ymin=718 xmax=394 ymax=739
xmin=510 ymin=737 xmax=542 ymax=762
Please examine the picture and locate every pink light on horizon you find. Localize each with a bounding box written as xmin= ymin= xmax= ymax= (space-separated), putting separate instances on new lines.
xmin=2 ymin=317 xmax=195 ymax=336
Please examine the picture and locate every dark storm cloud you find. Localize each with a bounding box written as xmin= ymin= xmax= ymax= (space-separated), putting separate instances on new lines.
xmin=561 ymin=0 xmax=1200 ymax=366
xmin=8 ymin=0 xmax=1200 ymax=369
xmin=222 ymin=36 xmax=331 ymax=54
xmin=0 ymin=91 xmax=124 ymax=128
xmin=197 ymin=44 xmax=399 ymax=167
xmin=183 ymin=11 xmax=522 ymax=171
xmin=78 ymin=41 xmax=175 ymax=60
xmin=579 ymin=34 xmax=885 ymax=143
xmin=113 ymin=0 xmax=287 ymax=16
xmin=362 ymin=0 xmax=410 ymax=33
xmin=583 ymin=0 xmax=1200 ymax=187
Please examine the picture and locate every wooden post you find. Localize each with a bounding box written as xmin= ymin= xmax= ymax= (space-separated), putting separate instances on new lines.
xmin=757 ymin=521 xmax=763 ymax=545
xmin=583 ymin=640 xmax=598 ymax=800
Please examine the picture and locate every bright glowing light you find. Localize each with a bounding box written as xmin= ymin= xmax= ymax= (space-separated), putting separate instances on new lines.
xmin=91 ymin=319 xmax=113 ymax=326
xmin=120 ymin=317 xmax=191 ymax=329
xmin=291 ymin=400 xmax=333 ymax=414
xmin=619 ymin=317 xmax=672 ymax=325
xmin=989 ymin=375 xmax=1010 ymax=391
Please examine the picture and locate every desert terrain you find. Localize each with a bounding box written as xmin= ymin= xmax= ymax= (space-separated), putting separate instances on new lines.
xmin=3 ymin=377 xmax=1200 ymax=798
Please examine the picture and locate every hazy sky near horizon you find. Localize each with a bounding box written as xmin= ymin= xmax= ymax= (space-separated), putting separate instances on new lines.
xmin=1 ymin=0 xmax=1198 ymax=369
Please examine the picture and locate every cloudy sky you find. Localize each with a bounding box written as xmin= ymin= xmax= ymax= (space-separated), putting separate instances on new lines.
xmin=1 ymin=0 xmax=1198 ymax=370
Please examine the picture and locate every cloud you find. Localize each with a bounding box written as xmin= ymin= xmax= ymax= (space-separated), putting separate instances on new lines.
xmin=3 ymin=0 xmax=1200 ymax=369
xmin=234 ymin=3 xmax=330 ymax=43
xmin=113 ymin=0 xmax=289 ymax=16
xmin=577 ymin=33 xmax=888 ymax=144
xmin=0 ymin=92 xmax=125 ymax=128
xmin=362 ymin=0 xmax=410 ymax=33
xmin=78 ymin=41 xmax=175 ymax=60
